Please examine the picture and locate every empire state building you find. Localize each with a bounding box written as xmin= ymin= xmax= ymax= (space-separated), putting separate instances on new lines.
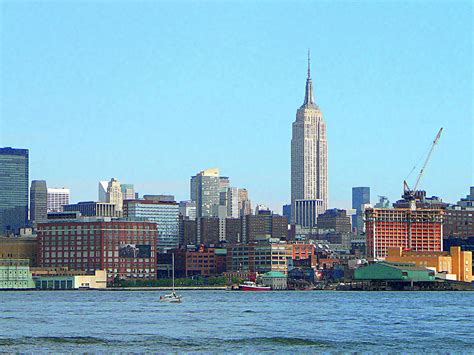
xmin=291 ymin=53 xmax=328 ymax=220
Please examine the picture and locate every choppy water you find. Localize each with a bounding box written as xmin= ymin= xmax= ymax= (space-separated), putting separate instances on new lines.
xmin=0 ymin=290 xmax=473 ymax=353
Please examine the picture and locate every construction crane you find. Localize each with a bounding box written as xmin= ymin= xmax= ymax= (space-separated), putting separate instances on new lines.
xmin=402 ymin=127 xmax=443 ymax=209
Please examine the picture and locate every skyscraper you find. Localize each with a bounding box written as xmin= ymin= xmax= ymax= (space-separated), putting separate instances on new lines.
xmin=225 ymin=187 xmax=239 ymax=218
xmin=238 ymin=188 xmax=252 ymax=216
xmin=98 ymin=181 xmax=108 ymax=202
xmin=291 ymin=52 xmax=328 ymax=217
xmin=30 ymin=180 xmax=48 ymax=225
xmin=106 ymin=178 xmax=123 ymax=212
xmin=0 ymin=147 xmax=29 ymax=234
xmin=191 ymin=168 xmax=222 ymax=218
xmin=190 ymin=176 xmax=197 ymax=202
xmin=282 ymin=204 xmax=292 ymax=221
xmin=121 ymin=184 xmax=135 ymax=201
xmin=352 ymin=187 xmax=370 ymax=233
xmin=47 ymin=187 xmax=70 ymax=212
xmin=179 ymin=200 xmax=196 ymax=220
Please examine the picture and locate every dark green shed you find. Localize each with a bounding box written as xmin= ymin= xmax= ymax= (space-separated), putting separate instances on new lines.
xmin=354 ymin=262 xmax=435 ymax=282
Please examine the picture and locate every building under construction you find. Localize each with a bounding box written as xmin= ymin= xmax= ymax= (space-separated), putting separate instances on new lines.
xmin=366 ymin=128 xmax=444 ymax=260
xmin=365 ymin=207 xmax=443 ymax=260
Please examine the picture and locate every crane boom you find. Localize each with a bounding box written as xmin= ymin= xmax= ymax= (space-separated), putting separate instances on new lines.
xmin=402 ymin=127 xmax=443 ymax=206
xmin=412 ymin=127 xmax=443 ymax=193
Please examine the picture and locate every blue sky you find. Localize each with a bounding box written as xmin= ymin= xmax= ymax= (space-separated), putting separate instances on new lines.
xmin=0 ymin=1 xmax=472 ymax=212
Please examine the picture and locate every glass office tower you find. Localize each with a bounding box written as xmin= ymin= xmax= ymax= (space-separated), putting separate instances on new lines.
xmin=0 ymin=147 xmax=29 ymax=234
xmin=352 ymin=187 xmax=370 ymax=233
xmin=30 ymin=180 xmax=48 ymax=224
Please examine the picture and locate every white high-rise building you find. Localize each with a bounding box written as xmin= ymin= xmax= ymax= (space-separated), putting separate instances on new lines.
xmin=291 ymin=52 xmax=328 ymax=220
xmin=179 ymin=200 xmax=196 ymax=220
xmin=98 ymin=181 xmax=108 ymax=202
xmin=226 ymin=187 xmax=239 ymax=218
xmin=47 ymin=187 xmax=70 ymax=212
xmin=191 ymin=168 xmax=221 ymax=218
xmin=106 ymin=178 xmax=123 ymax=212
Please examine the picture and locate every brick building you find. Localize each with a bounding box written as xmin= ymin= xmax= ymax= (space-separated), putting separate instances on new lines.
xmin=243 ymin=214 xmax=288 ymax=242
xmin=184 ymin=247 xmax=227 ymax=276
xmin=443 ymin=209 xmax=474 ymax=239
xmin=365 ymin=208 xmax=443 ymax=259
xmin=317 ymin=209 xmax=352 ymax=233
xmin=199 ymin=217 xmax=220 ymax=246
xmin=179 ymin=214 xmax=287 ymax=247
xmin=37 ymin=219 xmax=157 ymax=283
xmin=159 ymin=247 xmax=226 ymax=277
xmin=180 ymin=217 xmax=197 ymax=246
xmin=225 ymin=218 xmax=242 ymax=244
xmin=227 ymin=242 xmax=313 ymax=274
xmin=123 ymin=199 xmax=179 ymax=252
xmin=291 ymin=242 xmax=316 ymax=261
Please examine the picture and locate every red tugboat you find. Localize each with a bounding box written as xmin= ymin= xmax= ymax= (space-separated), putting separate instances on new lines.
xmin=238 ymin=281 xmax=271 ymax=291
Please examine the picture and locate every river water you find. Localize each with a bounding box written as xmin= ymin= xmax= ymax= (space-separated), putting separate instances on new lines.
xmin=0 ymin=290 xmax=472 ymax=353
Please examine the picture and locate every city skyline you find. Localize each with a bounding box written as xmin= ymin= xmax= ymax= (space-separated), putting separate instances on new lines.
xmin=0 ymin=2 xmax=472 ymax=212
xmin=1 ymin=2 xmax=473 ymax=353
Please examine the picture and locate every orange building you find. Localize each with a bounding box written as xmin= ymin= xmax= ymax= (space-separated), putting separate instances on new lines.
xmin=365 ymin=208 xmax=443 ymax=259
xmin=386 ymin=246 xmax=472 ymax=283
xmin=291 ymin=242 xmax=315 ymax=260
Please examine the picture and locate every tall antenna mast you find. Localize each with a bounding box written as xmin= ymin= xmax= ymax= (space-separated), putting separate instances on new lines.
xmin=307 ymin=49 xmax=311 ymax=79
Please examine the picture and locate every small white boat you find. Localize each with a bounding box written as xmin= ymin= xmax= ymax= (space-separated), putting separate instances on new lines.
xmin=160 ymin=254 xmax=182 ymax=303
xmin=160 ymin=291 xmax=182 ymax=303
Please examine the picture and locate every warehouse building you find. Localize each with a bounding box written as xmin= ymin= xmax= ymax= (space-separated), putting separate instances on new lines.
xmin=37 ymin=219 xmax=157 ymax=283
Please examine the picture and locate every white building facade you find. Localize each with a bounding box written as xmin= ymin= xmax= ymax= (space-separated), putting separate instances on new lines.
xmin=179 ymin=200 xmax=196 ymax=220
xmin=294 ymin=199 xmax=325 ymax=228
xmin=47 ymin=187 xmax=70 ymax=212
xmin=106 ymin=178 xmax=123 ymax=212
xmin=98 ymin=181 xmax=108 ymax=202
xmin=226 ymin=187 xmax=240 ymax=218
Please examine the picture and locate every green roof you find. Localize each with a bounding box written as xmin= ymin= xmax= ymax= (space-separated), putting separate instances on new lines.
xmin=214 ymin=248 xmax=227 ymax=255
xmin=380 ymin=262 xmax=430 ymax=272
xmin=263 ymin=271 xmax=286 ymax=278
xmin=354 ymin=262 xmax=435 ymax=282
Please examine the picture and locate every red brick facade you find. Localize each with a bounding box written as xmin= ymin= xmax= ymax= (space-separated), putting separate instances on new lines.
xmin=365 ymin=208 xmax=443 ymax=259
xmin=37 ymin=220 xmax=157 ymax=282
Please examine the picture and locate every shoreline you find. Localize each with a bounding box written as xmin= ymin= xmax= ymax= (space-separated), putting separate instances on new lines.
xmin=2 ymin=286 xmax=473 ymax=292
xmin=104 ymin=286 xmax=228 ymax=291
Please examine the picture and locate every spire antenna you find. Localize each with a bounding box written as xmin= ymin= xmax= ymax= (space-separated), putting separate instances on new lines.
xmin=307 ymin=49 xmax=311 ymax=79
xmin=302 ymin=49 xmax=315 ymax=106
